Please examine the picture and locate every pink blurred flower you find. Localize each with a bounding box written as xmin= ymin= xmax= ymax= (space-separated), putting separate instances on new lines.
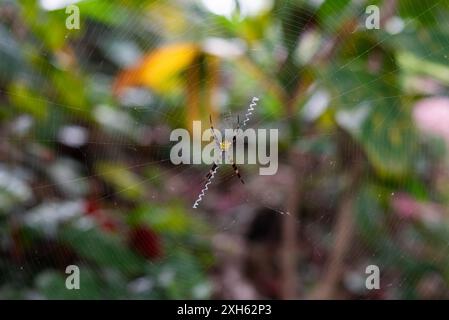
xmin=413 ymin=96 xmax=449 ymax=144
xmin=392 ymin=193 xmax=442 ymax=223
xmin=392 ymin=193 xmax=419 ymax=219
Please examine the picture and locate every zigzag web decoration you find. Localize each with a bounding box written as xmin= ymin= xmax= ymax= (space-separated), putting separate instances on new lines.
xmin=192 ymin=97 xmax=259 ymax=209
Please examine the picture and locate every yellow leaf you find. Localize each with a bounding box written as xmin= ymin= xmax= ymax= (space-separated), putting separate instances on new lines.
xmin=114 ymin=43 xmax=199 ymax=94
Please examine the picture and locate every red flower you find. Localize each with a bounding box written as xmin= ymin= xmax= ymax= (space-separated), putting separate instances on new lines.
xmin=101 ymin=220 xmax=119 ymax=233
xmin=84 ymin=199 xmax=101 ymax=216
xmin=129 ymin=226 xmax=163 ymax=260
xmin=83 ymin=199 xmax=120 ymax=233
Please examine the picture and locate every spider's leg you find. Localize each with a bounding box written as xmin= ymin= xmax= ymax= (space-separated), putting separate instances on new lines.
xmin=232 ymin=162 xmax=245 ymax=184
xmin=232 ymin=115 xmax=241 ymax=144
xmin=209 ymin=115 xmax=221 ymax=149
xmin=205 ymin=162 xmax=218 ymax=180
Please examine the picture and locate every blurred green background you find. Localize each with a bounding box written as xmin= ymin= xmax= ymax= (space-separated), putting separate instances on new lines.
xmin=1 ymin=0 xmax=449 ymax=299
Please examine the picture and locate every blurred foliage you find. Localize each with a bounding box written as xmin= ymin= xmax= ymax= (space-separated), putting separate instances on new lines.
xmin=1 ymin=0 xmax=449 ymax=299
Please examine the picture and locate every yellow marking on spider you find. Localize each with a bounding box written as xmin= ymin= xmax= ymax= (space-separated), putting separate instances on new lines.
xmin=220 ymin=140 xmax=232 ymax=151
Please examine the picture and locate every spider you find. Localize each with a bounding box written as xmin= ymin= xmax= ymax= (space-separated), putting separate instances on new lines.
xmin=206 ymin=114 xmax=245 ymax=184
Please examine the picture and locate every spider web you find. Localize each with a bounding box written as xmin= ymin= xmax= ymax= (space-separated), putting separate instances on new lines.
xmin=1 ymin=0 xmax=448 ymax=300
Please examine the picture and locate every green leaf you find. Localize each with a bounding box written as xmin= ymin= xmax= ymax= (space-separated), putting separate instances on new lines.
xmin=316 ymin=0 xmax=352 ymax=33
xmin=147 ymin=251 xmax=211 ymax=299
xmin=0 ymin=25 xmax=24 ymax=81
xmin=60 ymin=226 xmax=146 ymax=275
xmin=95 ymin=162 xmax=146 ymax=200
xmin=328 ymin=63 xmax=416 ymax=178
xmin=355 ymin=184 xmax=435 ymax=298
xmin=128 ymin=203 xmax=209 ymax=235
xmin=398 ymin=0 xmax=447 ymax=26
xmin=393 ymin=27 xmax=449 ymax=84
xmin=9 ymin=82 xmax=48 ymax=119
xmin=35 ymin=268 xmax=104 ymax=299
